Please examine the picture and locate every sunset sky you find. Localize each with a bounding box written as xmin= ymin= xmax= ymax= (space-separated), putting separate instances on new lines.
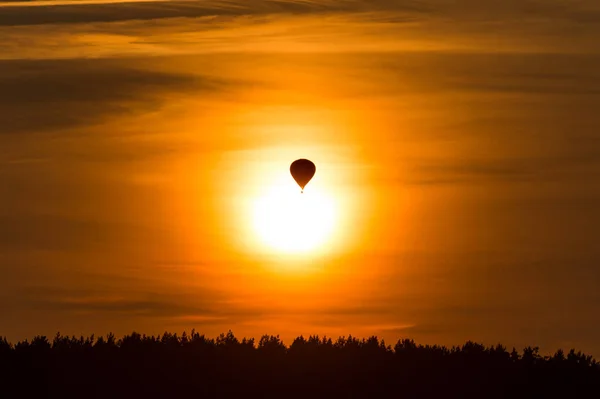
xmin=1 ymin=0 xmax=599 ymax=356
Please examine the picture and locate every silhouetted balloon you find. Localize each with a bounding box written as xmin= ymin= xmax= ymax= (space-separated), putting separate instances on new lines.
xmin=290 ymin=159 xmax=316 ymax=192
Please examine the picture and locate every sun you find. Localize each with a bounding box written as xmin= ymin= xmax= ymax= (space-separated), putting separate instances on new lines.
xmin=252 ymin=183 xmax=337 ymax=254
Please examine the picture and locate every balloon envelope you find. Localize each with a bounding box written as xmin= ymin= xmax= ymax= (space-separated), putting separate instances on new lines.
xmin=290 ymin=159 xmax=316 ymax=190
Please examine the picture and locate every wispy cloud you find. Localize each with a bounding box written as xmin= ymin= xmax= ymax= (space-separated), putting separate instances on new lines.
xmin=1 ymin=0 xmax=599 ymax=60
xmin=0 ymin=0 xmax=427 ymax=26
xmin=0 ymin=58 xmax=257 ymax=135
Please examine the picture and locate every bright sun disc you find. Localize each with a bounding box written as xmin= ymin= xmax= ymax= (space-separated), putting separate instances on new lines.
xmin=253 ymin=185 xmax=336 ymax=254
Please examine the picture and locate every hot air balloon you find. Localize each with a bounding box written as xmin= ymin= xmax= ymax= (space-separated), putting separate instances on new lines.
xmin=290 ymin=159 xmax=316 ymax=193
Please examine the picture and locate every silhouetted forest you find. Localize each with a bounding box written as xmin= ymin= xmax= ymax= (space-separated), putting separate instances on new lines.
xmin=1 ymin=331 xmax=598 ymax=398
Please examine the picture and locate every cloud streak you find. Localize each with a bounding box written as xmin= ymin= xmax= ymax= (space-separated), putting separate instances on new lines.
xmin=0 ymin=0 xmax=598 ymax=28
xmin=1 ymin=0 xmax=599 ymax=60
xmin=0 ymin=58 xmax=255 ymax=134
xmin=0 ymin=0 xmax=428 ymax=26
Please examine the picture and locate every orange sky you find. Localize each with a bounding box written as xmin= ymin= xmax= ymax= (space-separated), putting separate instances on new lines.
xmin=1 ymin=0 xmax=600 ymax=356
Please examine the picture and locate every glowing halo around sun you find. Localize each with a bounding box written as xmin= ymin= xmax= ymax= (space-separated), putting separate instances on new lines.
xmin=252 ymin=184 xmax=337 ymax=254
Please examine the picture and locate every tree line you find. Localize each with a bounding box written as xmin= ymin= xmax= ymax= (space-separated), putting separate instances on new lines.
xmin=0 ymin=330 xmax=598 ymax=398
